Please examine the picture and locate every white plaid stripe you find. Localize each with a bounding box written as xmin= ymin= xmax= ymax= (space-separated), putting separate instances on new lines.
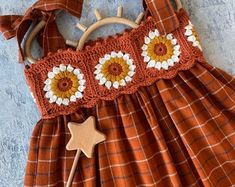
xmin=146 ymin=0 xmax=166 ymax=34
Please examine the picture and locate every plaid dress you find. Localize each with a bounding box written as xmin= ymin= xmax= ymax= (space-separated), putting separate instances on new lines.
xmin=1 ymin=1 xmax=235 ymax=186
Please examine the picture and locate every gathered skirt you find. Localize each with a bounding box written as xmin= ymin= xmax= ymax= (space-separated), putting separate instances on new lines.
xmin=24 ymin=60 xmax=235 ymax=187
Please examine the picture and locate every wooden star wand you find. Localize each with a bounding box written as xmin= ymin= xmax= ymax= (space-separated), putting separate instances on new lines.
xmin=66 ymin=116 xmax=106 ymax=187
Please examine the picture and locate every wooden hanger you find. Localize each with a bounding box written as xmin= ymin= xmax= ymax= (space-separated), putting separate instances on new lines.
xmin=69 ymin=7 xmax=145 ymax=50
xmin=24 ymin=0 xmax=182 ymax=64
xmin=24 ymin=6 xmax=144 ymax=64
xmin=175 ymin=0 xmax=183 ymax=11
xmin=25 ymin=10 xmax=61 ymax=64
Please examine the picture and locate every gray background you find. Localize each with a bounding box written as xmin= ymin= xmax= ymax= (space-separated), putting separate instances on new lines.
xmin=0 ymin=0 xmax=235 ymax=186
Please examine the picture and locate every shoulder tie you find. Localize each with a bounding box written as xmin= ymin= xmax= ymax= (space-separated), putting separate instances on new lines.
xmin=0 ymin=0 xmax=84 ymax=63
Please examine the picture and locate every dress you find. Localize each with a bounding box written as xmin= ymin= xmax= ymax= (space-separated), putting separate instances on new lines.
xmin=1 ymin=0 xmax=235 ymax=187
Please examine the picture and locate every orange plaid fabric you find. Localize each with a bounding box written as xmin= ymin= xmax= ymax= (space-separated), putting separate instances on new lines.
xmin=143 ymin=0 xmax=179 ymax=34
xmin=25 ymin=62 xmax=235 ymax=186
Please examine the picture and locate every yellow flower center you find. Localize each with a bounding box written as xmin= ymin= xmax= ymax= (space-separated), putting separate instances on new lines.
xmin=192 ymin=27 xmax=200 ymax=42
xmin=101 ymin=57 xmax=129 ymax=82
xmin=51 ymin=71 xmax=79 ymax=99
xmin=147 ymin=36 xmax=174 ymax=62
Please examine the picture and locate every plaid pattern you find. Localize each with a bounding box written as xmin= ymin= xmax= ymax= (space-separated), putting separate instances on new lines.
xmin=24 ymin=61 xmax=235 ymax=186
xmin=143 ymin=0 xmax=179 ymax=34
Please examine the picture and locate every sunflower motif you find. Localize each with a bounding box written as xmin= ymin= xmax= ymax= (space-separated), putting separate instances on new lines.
xmin=141 ymin=29 xmax=181 ymax=70
xmin=185 ymin=21 xmax=202 ymax=51
xmin=43 ymin=64 xmax=86 ymax=106
xmin=94 ymin=51 xmax=136 ymax=89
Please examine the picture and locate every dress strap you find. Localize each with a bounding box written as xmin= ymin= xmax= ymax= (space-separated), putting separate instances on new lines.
xmin=0 ymin=0 xmax=84 ymax=63
xmin=143 ymin=0 xmax=180 ymax=35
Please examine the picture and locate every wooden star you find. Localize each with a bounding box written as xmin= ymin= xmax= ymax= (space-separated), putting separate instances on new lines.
xmin=66 ymin=116 xmax=106 ymax=158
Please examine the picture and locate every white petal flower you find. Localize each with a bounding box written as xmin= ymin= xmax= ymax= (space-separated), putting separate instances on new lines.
xmin=185 ymin=29 xmax=193 ymax=36
xmin=44 ymin=78 xmax=51 ymax=85
xmin=48 ymin=72 xmax=55 ymax=79
xmin=154 ymin=29 xmax=160 ymax=36
xmin=44 ymin=64 xmax=86 ymax=106
xmin=79 ymin=80 xmax=86 ymax=86
xmin=99 ymin=58 xmax=106 ymax=64
xmin=123 ymin=54 xmax=130 ymax=61
xmin=144 ymin=36 xmax=151 ymax=44
xmin=59 ymin=64 xmax=66 ymax=71
xmin=62 ymin=98 xmax=69 ymax=106
xmin=78 ymin=86 xmax=85 ymax=92
xmin=174 ymin=50 xmax=181 ymax=56
xmin=53 ymin=67 xmax=60 ymax=74
xmin=94 ymin=69 xmax=101 ymax=75
xmin=171 ymin=39 xmax=177 ymax=45
xmin=167 ymin=59 xmax=174 ymax=66
xmin=77 ymin=74 xmax=84 ymax=80
xmin=73 ymin=69 xmax=81 ymax=75
xmin=185 ymin=25 xmax=193 ymax=30
xmin=155 ymin=61 xmax=162 ymax=70
xmin=94 ymin=51 xmax=135 ymax=89
xmin=43 ymin=84 xmax=51 ymax=91
xmin=127 ymin=59 xmax=134 ymax=65
xmin=45 ymin=91 xmax=53 ymax=98
xmin=95 ymin=73 xmax=103 ymax=80
xmin=125 ymin=76 xmax=132 ymax=82
xmin=142 ymin=44 xmax=148 ymax=51
xmin=99 ymin=77 xmax=107 ymax=85
xmin=56 ymin=98 xmax=63 ymax=105
xmin=162 ymin=61 xmax=169 ymax=70
xmin=174 ymin=45 xmax=180 ymax=51
xmin=105 ymin=81 xmax=112 ymax=89
xmin=117 ymin=51 xmax=124 ymax=58
xmin=188 ymin=35 xmax=196 ymax=42
xmin=111 ymin=52 xmax=117 ymax=58
xmin=144 ymin=56 xmax=151 ymax=62
xmin=142 ymin=29 xmax=181 ymax=70
xmin=184 ymin=21 xmax=202 ymax=51
xmin=70 ymin=95 xmax=77 ymax=102
xmin=49 ymin=95 xmax=57 ymax=103
xmin=172 ymin=55 xmax=180 ymax=63
xmin=30 ymin=92 xmax=36 ymax=103
xmin=75 ymin=91 xmax=83 ymax=98
xmin=120 ymin=80 xmax=126 ymax=86
xmin=67 ymin=64 xmax=74 ymax=72
xmin=129 ymin=65 xmax=136 ymax=71
xmin=147 ymin=60 xmax=156 ymax=68
xmin=166 ymin=34 xmax=173 ymax=40
xmin=128 ymin=71 xmax=135 ymax=77
xmin=141 ymin=51 xmax=148 ymax=57
xmin=113 ymin=81 xmax=119 ymax=89
xmin=104 ymin=54 xmax=111 ymax=60
xmin=149 ymin=31 xmax=156 ymax=39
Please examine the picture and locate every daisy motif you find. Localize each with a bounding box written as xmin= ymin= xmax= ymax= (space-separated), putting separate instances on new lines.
xmin=44 ymin=64 xmax=86 ymax=106
xmin=141 ymin=29 xmax=181 ymax=70
xmin=185 ymin=21 xmax=202 ymax=51
xmin=94 ymin=51 xmax=136 ymax=89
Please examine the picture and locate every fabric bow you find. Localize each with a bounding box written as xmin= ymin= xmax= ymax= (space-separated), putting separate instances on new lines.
xmin=0 ymin=0 xmax=83 ymax=63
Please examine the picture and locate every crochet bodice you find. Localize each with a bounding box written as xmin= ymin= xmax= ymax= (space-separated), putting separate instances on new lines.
xmin=24 ymin=9 xmax=206 ymax=119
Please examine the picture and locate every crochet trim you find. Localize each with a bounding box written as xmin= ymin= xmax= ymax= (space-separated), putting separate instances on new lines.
xmin=24 ymin=9 xmax=207 ymax=119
